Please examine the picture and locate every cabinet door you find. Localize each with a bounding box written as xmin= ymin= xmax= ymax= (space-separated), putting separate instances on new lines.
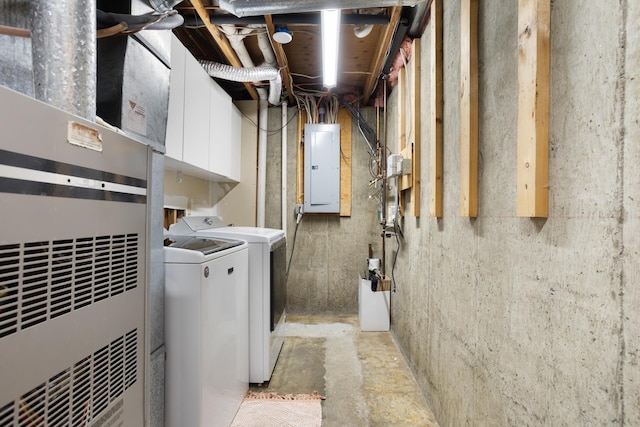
xmin=165 ymin=35 xmax=185 ymax=160
xmin=208 ymin=79 xmax=231 ymax=177
xmin=227 ymin=104 xmax=242 ymax=182
xmin=182 ymin=53 xmax=210 ymax=170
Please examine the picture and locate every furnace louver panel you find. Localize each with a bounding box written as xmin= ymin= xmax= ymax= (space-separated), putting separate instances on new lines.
xmin=0 ymin=244 xmax=19 ymax=338
xmin=109 ymin=336 xmax=125 ymax=402
xmin=125 ymin=234 xmax=138 ymax=291
xmin=71 ymin=356 xmax=92 ymax=426
xmin=21 ymin=241 xmax=49 ymax=329
xmin=73 ymin=238 xmax=94 ymax=310
xmin=94 ymin=236 xmax=111 ymax=303
xmin=124 ymin=329 xmax=137 ymax=389
xmin=93 ymin=344 xmax=110 ymax=417
xmin=0 ymin=329 xmax=138 ymax=427
xmin=0 ymin=403 xmax=11 ymax=425
xmin=47 ymin=369 xmax=71 ymax=426
xmin=18 ymin=383 xmax=46 ymax=426
xmin=0 ymin=234 xmax=139 ymax=339
xmin=51 ymin=239 xmax=73 ymax=319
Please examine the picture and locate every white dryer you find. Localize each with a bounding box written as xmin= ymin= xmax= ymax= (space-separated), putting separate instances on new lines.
xmin=168 ymin=216 xmax=286 ymax=384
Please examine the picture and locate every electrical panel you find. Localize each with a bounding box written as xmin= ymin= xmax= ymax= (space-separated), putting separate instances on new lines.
xmin=304 ymin=123 xmax=341 ymax=213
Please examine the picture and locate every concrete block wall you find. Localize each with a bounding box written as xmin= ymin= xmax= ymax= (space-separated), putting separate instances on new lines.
xmin=387 ymin=1 xmax=638 ymax=425
xmin=266 ymin=108 xmax=382 ymax=314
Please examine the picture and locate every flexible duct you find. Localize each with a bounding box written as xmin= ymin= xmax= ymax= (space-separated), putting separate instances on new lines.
xmin=199 ymin=61 xmax=282 ymax=106
xmin=220 ymin=0 xmax=427 ymax=17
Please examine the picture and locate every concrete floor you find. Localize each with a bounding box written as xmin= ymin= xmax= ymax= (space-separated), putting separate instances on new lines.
xmin=251 ymin=315 xmax=439 ymax=427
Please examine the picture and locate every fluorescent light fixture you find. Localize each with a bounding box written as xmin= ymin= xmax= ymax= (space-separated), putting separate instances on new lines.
xmin=321 ymin=9 xmax=341 ymax=88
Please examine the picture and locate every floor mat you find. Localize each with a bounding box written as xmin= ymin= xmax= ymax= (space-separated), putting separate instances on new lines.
xmin=230 ymin=391 xmax=325 ymax=427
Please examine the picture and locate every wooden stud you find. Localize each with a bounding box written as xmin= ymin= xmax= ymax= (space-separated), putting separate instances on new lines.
xmin=430 ymin=0 xmax=444 ymax=218
xmin=398 ymin=66 xmax=411 ymax=192
xmin=460 ymin=0 xmax=479 ymax=217
xmin=410 ymin=38 xmax=421 ymax=217
xmin=517 ymin=0 xmax=550 ymax=217
xmin=190 ymin=0 xmax=258 ymax=100
xmin=338 ymin=108 xmax=352 ymax=217
xmin=296 ymin=112 xmax=305 ymax=205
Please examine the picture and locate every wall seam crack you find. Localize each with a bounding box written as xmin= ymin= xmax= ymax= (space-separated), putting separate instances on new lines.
xmin=615 ymin=0 xmax=628 ymax=424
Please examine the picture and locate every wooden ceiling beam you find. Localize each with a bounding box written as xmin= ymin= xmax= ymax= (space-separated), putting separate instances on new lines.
xmin=363 ymin=6 xmax=402 ymax=104
xmin=190 ymin=0 xmax=259 ymax=100
xmin=265 ymin=15 xmax=295 ymax=103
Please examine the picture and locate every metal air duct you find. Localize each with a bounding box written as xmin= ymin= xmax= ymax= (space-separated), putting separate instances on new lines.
xmin=219 ymin=0 xmax=427 ymax=17
xmin=0 ymin=1 xmax=96 ymax=121
xmin=32 ymin=0 xmax=96 ymax=121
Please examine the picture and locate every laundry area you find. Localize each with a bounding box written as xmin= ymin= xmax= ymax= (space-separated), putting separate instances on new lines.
xmin=0 ymin=0 xmax=639 ymax=426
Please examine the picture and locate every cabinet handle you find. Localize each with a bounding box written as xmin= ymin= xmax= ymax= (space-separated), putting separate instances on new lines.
xmin=228 ymin=267 xmax=234 ymax=275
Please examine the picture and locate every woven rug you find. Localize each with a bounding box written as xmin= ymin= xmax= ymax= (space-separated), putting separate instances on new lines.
xmin=230 ymin=391 xmax=325 ymax=427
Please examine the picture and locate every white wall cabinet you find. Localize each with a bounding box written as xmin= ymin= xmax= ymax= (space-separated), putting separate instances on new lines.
xmin=209 ymin=79 xmax=231 ymax=178
xmin=183 ymin=52 xmax=211 ymax=171
xmin=165 ymin=35 xmax=241 ymax=182
xmin=228 ymin=105 xmax=242 ymax=182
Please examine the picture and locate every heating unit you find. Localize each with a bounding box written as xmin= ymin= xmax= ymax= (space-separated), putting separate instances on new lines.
xmin=0 ymin=86 xmax=149 ymax=426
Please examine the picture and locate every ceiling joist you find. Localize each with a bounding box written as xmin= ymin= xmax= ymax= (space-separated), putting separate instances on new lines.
xmin=363 ymin=6 xmax=402 ymax=104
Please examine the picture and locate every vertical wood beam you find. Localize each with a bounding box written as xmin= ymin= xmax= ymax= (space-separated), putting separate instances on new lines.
xmin=296 ymin=112 xmax=305 ymax=205
xmin=460 ymin=0 xmax=479 ymax=217
xmin=430 ymin=0 xmax=444 ymax=217
xmin=410 ymin=38 xmax=421 ymax=217
xmin=338 ymin=108 xmax=352 ymax=217
xmin=517 ymin=0 xmax=550 ymax=217
xmin=398 ymin=66 xmax=410 ymax=193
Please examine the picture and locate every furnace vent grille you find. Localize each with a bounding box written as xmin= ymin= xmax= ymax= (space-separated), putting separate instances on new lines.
xmin=0 ymin=234 xmax=139 ymax=339
xmin=0 ymin=329 xmax=137 ymax=427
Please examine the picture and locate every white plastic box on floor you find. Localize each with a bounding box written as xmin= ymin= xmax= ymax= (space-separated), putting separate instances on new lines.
xmin=358 ymin=275 xmax=390 ymax=331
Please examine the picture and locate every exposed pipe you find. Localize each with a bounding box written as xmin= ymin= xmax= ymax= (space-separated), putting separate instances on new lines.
xmin=255 ymin=29 xmax=277 ymax=67
xmin=257 ymin=92 xmax=268 ymax=228
xmin=220 ymin=24 xmax=254 ymax=65
xmin=281 ymin=100 xmax=288 ymax=234
xmin=183 ymin=13 xmax=391 ymax=26
xmin=219 ymin=0 xmax=427 ymax=17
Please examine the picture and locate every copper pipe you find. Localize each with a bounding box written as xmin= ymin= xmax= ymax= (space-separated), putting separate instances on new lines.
xmin=0 ymin=24 xmax=30 ymax=38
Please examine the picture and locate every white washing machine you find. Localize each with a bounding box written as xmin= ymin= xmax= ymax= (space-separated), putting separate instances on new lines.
xmin=169 ymin=216 xmax=286 ymax=384
xmin=164 ymin=236 xmax=249 ymax=427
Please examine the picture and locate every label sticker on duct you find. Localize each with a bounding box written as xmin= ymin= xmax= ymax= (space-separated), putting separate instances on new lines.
xmin=67 ymin=121 xmax=103 ymax=152
xmin=126 ymin=100 xmax=147 ymax=136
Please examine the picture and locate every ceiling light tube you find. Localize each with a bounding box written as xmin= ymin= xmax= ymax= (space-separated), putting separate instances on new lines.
xmin=321 ymin=9 xmax=341 ymax=88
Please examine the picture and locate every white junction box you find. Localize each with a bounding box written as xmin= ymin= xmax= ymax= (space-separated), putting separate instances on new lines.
xmin=304 ymin=123 xmax=340 ymax=213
